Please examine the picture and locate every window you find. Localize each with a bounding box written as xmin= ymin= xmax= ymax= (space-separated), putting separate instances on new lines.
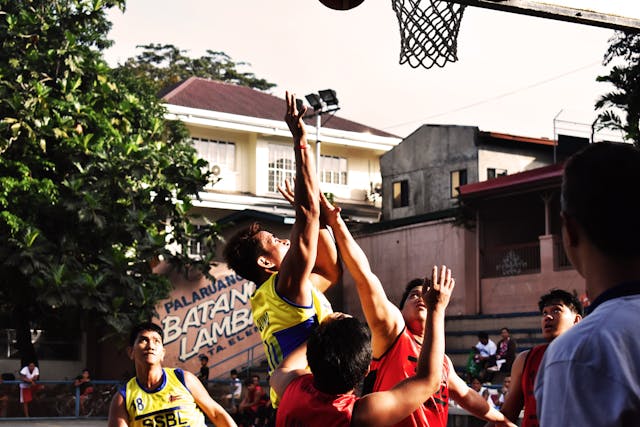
xmin=487 ymin=168 xmax=507 ymax=180
xmin=187 ymin=225 xmax=207 ymax=258
xmin=268 ymin=144 xmax=296 ymax=192
xmin=450 ymin=169 xmax=467 ymax=198
xmin=320 ymin=155 xmax=348 ymax=185
xmin=191 ymin=137 xmax=236 ymax=172
xmin=393 ymin=180 xmax=409 ymax=208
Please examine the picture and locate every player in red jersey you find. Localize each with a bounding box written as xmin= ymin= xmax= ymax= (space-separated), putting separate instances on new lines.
xmin=321 ymin=194 xmax=514 ymax=427
xmin=271 ymin=266 xmax=454 ymax=427
xmin=486 ymin=289 xmax=583 ymax=427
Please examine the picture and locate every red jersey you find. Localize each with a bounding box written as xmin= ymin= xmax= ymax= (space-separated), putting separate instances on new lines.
xmin=277 ymin=374 xmax=357 ymax=427
xmin=521 ymin=343 xmax=548 ymax=427
xmin=363 ymin=327 xmax=450 ymax=427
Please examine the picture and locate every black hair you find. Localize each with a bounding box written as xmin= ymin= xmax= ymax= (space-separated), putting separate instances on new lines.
xmin=500 ymin=327 xmax=510 ymax=334
xmin=477 ymin=331 xmax=489 ymax=340
xmin=223 ymin=222 xmax=265 ymax=284
xmin=230 ymin=369 xmax=238 ymax=375
xmin=538 ymin=289 xmax=584 ymax=317
xmin=562 ymin=142 xmax=640 ymax=258
xmin=399 ymin=277 xmax=432 ymax=309
xmin=129 ymin=322 xmax=164 ymax=346
xmin=307 ymin=316 xmax=372 ymax=394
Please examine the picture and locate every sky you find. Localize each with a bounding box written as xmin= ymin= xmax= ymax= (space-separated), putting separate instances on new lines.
xmin=104 ymin=1 xmax=640 ymax=141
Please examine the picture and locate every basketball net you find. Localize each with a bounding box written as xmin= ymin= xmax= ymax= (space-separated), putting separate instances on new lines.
xmin=392 ymin=0 xmax=466 ymax=69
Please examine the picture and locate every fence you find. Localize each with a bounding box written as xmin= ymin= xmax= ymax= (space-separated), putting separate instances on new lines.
xmin=482 ymin=242 xmax=541 ymax=278
xmin=0 ymin=379 xmax=120 ymax=420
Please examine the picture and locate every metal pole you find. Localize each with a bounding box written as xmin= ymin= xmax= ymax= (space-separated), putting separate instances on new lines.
xmin=553 ymin=109 xmax=563 ymax=164
xmin=316 ymin=113 xmax=322 ymax=180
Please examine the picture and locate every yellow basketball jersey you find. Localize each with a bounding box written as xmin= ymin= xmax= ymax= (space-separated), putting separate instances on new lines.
xmin=250 ymin=273 xmax=333 ymax=406
xmin=124 ymin=368 xmax=206 ymax=427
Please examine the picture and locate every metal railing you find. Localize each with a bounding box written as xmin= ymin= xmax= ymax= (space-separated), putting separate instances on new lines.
xmin=0 ymin=379 xmax=120 ymax=420
xmin=482 ymin=242 xmax=541 ymax=278
xmin=554 ymin=237 xmax=573 ymax=270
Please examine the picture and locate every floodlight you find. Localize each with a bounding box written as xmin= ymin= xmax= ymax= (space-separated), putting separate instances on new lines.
xmin=305 ymin=93 xmax=323 ymax=111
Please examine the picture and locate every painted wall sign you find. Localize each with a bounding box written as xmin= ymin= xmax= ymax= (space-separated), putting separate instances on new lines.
xmin=154 ymin=262 xmax=263 ymax=378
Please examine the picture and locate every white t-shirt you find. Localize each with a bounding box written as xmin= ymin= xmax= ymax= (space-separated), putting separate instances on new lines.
xmin=19 ymin=365 xmax=39 ymax=389
xmin=475 ymin=339 xmax=497 ymax=357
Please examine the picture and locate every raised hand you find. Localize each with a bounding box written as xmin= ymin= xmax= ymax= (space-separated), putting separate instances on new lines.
xmin=319 ymin=191 xmax=342 ymax=228
xmin=284 ymin=91 xmax=307 ymax=145
xmin=277 ymin=179 xmax=295 ymax=206
xmin=423 ymin=265 xmax=455 ymax=311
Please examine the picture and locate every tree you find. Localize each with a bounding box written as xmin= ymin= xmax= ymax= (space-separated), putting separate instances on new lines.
xmin=595 ymin=32 xmax=640 ymax=146
xmin=0 ymin=0 xmax=220 ymax=365
xmin=117 ymin=43 xmax=276 ymax=93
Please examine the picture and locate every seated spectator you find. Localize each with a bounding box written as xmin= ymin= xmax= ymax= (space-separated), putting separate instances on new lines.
xmin=473 ymin=332 xmax=497 ymax=382
xmin=195 ymin=355 xmax=210 ymax=389
xmin=239 ymin=375 xmax=263 ymax=427
xmin=488 ymin=328 xmax=517 ymax=374
xmin=490 ymin=376 xmax=511 ymax=411
xmin=223 ymin=369 xmax=242 ymax=416
xmin=73 ymin=368 xmax=94 ymax=414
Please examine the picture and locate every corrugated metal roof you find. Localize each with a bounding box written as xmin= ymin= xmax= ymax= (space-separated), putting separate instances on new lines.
xmin=459 ymin=162 xmax=565 ymax=198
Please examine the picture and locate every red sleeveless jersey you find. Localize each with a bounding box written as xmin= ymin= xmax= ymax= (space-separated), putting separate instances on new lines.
xmin=277 ymin=374 xmax=357 ymax=427
xmin=521 ymin=343 xmax=549 ymax=427
xmin=363 ymin=327 xmax=450 ymax=427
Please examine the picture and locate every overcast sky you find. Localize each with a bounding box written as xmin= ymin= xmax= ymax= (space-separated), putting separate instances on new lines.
xmin=105 ymin=1 xmax=639 ymax=141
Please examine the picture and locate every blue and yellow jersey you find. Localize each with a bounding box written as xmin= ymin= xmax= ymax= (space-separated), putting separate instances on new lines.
xmin=119 ymin=368 xmax=206 ymax=427
xmin=251 ymin=273 xmax=333 ymax=406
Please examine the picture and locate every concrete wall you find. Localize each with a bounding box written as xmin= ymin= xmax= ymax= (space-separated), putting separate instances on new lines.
xmin=187 ymin=124 xmax=383 ymax=204
xmin=343 ymin=219 xmax=473 ymax=318
xmin=381 ymin=125 xmax=479 ymax=221
xmin=477 ymin=145 xmax=553 ymax=181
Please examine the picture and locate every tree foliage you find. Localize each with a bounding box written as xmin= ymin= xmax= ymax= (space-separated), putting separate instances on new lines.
xmin=117 ymin=43 xmax=276 ymax=93
xmin=595 ymin=32 xmax=640 ymax=146
xmin=0 ymin=0 xmax=220 ymax=364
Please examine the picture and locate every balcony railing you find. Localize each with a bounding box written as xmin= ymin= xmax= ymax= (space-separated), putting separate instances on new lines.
xmin=554 ymin=237 xmax=573 ymax=270
xmin=482 ymin=242 xmax=541 ymax=278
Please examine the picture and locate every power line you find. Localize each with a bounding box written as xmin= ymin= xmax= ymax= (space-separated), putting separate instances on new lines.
xmin=382 ymin=61 xmax=602 ymax=131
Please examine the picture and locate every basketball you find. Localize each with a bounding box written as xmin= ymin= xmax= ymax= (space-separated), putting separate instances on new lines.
xmin=319 ymin=0 xmax=365 ymax=11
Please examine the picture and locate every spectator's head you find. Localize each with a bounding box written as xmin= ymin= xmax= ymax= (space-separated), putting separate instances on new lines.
xmin=127 ymin=322 xmax=165 ymax=364
xmin=230 ymin=369 xmax=238 ymax=378
xmin=81 ymin=368 xmax=90 ymax=379
xmin=470 ymin=377 xmax=482 ymax=392
xmin=252 ymin=375 xmax=260 ymax=386
xmin=561 ymin=142 xmax=640 ymax=269
xmin=500 ymin=327 xmax=510 ymax=340
xmin=198 ymin=354 xmax=209 ymax=365
xmin=223 ymin=222 xmax=290 ymax=284
xmin=307 ymin=313 xmax=372 ymax=394
xmin=538 ymin=289 xmax=583 ymax=341
xmin=502 ymin=376 xmax=511 ymax=392
xmin=244 ymin=377 xmax=255 ymax=390
xmin=477 ymin=331 xmax=489 ymax=345
xmin=399 ymin=278 xmax=433 ymax=331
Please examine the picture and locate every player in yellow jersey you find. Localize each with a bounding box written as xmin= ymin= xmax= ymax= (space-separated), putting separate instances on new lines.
xmin=223 ymin=92 xmax=340 ymax=407
xmin=107 ymin=322 xmax=236 ymax=427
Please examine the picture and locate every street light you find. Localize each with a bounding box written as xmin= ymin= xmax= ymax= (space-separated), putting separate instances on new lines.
xmin=300 ymin=89 xmax=340 ymax=179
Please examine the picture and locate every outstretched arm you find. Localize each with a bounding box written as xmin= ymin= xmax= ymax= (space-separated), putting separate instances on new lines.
xmin=278 ymin=180 xmax=342 ymax=293
xmin=185 ymin=370 xmax=237 ymax=427
xmin=449 ymin=367 xmax=516 ymax=427
xmin=276 ymin=92 xmax=320 ymax=306
xmin=352 ymin=266 xmax=453 ymax=427
xmin=320 ymin=192 xmax=403 ymax=356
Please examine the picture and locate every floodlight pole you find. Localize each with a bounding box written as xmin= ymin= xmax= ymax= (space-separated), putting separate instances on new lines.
xmin=316 ymin=114 xmax=322 ymax=180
